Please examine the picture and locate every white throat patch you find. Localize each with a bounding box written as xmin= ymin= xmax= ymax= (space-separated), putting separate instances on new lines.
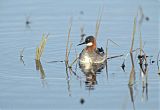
xmin=86 ymin=42 xmax=93 ymax=46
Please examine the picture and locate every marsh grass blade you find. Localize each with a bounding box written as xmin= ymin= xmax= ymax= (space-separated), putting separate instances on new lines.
xmin=65 ymin=17 xmax=72 ymax=65
xmin=129 ymin=16 xmax=137 ymax=86
xmin=67 ymin=42 xmax=73 ymax=60
xmin=65 ymin=17 xmax=73 ymax=79
xmin=139 ymin=31 xmax=143 ymax=56
xmin=139 ymin=31 xmax=143 ymax=78
xmin=20 ymin=48 xmax=25 ymax=58
xmin=35 ymin=34 xmax=48 ymax=61
xmin=95 ymin=6 xmax=104 ymax=39
xmin=157 ymin=51 xmax=160 ymax=74
xmin=106 ymin=39 xmax=121 ymax=60
xmin=69 ymin=57 xmax=79 ymax=68
xmin=105 ymin=39 xmax=121 ymax=79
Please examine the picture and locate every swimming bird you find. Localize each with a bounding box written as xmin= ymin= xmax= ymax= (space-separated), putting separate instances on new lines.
xmin=77 ymin=36 xmax=106 ymax=65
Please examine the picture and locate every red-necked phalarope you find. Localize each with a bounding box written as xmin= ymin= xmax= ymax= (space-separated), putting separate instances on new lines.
xmin=77 ymin=36 xmax=106 ymax=65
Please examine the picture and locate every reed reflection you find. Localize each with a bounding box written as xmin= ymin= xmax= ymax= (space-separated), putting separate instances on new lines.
xmin=128 ymin=84 xmax=148 ymax=110
xmin=20 ymin=55 xmax=25 ymax=66
xmin=142 ymin=83 xmax=148 ymax=102
xmin=19 ymin=48 xmax=25 ymax=66
xmin=35 ymin=60 xmax=48 ymax=87
xmin=128 ymin=86 xmax=136 ymax=110
xmin=25 ymin=16 xmax=31 ymax=29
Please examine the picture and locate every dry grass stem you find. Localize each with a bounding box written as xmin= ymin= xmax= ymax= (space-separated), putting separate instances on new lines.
xmin=69 ymin=48 xmax=79 ymax=68
xmin=139 ymin=31 xmax=143 ymax=56
xmin=106 ymin=39 xmax=120 ymax=60
xmin=67 ymin=42 xmax=73 ymax=59
xmin=35 ymin=34 xmax=48 ymax=61
xmin=157 ymin=51 xmax=160 ymax=74
xmin=65 ymin=17 xmax=73 ymax=79
xmin=105 ymin=39 xmax=120 ymax=79
xmin=95 ymin=6 xmax=104 ymax=39
xmin=107 ymin=54 xmax=124 ymax=59
xmin=20 ymin=48 xmax=25 ymax=58
xmin=65 ymin=17 xmax=72 ymax=65
xmin=69 ymin=57 xmax=79 ymax=68
xmin=128 ymin=16 xmax=137 ymax=86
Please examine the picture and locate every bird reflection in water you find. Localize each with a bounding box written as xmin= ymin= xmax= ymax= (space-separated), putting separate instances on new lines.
xmin=79 ymin=62 xmax=105 ymax=90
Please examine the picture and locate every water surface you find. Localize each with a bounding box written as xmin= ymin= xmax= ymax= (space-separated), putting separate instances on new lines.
xmin=0 ymin=0 xmax=159 ymax=110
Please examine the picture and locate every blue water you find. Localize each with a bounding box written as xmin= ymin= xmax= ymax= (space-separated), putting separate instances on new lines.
xmin=0 ymin=0 xmax=159 ymax=110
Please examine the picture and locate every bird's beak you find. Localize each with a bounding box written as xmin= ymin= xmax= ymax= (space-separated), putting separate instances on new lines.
xmin=77 ymin=42 xmax=86 ymax=46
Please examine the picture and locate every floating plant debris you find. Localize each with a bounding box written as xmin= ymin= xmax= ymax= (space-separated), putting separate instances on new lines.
xmin=80 ymin=11 xmax=84 ymax=15
xmin=121 ymin=61 xmax=125 ymax=72
xmin=19 ymin=48 xmax=25 ymax=66
xmin=151 ymin=61 xmax=155 ymax=64
xmin=80 ymin=98 xmax=85 ymax=104
xmin=26 ymin=20 xmax=30 ymax=25
xmin=145 ymin=17 xmax=149 ymax=21
xmin=25 ymin=16 xmax=31 ymax=26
